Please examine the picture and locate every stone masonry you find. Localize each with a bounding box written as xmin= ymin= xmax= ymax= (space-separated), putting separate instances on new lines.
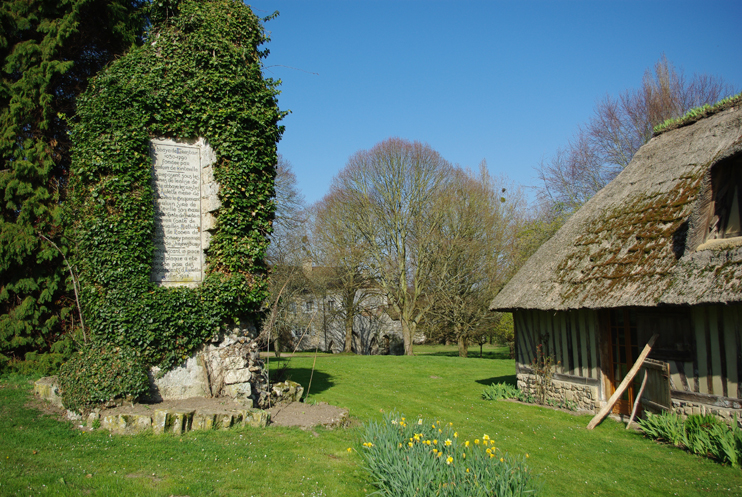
xmin=517 ymin=373 xmax=599 ymax=411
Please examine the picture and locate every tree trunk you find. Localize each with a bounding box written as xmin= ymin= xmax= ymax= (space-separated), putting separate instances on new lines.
xmin=344 ymin=312 xmax=354 ymax=353
xmin=458 ymin=333 xmax=468 ymax=358
xmin=402 ymin=320 xmax=414 ymax=355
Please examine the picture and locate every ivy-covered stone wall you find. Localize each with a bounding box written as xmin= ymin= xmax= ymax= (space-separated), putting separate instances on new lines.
xmin=69 ymin=0 xmax=285 ymax=373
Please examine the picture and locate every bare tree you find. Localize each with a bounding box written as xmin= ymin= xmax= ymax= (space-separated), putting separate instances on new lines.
xmin=262 ymin=155 xmax=310 ymax=356
xmin=539 ymin=54 xmax=737 ymax=212
xmin=312 ymin=191 xmax=376 ymax=353
xmin=426 ymin=163 xmax=524 ymax=357
xmin=328 ymin=138 xmax=452 ymax=355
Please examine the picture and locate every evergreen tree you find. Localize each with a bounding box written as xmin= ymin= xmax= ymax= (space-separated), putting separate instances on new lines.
xmin=0 ymin=1 xmax=145 ymax=369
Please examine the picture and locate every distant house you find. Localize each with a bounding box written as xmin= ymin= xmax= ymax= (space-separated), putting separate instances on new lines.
xmin=490 ymin=98 xmax=742 ymax=422
xmin=287 ymin=265 xmax=404 ymax=355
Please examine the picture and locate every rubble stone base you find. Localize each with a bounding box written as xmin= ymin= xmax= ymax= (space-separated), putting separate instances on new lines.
xmin=517 ymin=373 xmax=599 ymax=411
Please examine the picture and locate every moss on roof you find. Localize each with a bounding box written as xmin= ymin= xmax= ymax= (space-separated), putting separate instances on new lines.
xmin=491 ymin=104 xmax=742 ymax=311
xmin=653 ymin=92 xmax=742 ymax=136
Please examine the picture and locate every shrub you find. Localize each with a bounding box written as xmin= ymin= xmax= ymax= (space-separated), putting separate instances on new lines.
xmin=530 ymin=344 xmax=557 ymax=405
xmin=58 ymin=343 xmax=149 ymax=414
xmin=638 ymin=412 xmax=686 ymax=446
xmin=358 ymin=411 xmax=539 ymax=497
xmin=639 ymin=411 xmax=742 ymax=467
xmin=482 ymin=382 xmax=533 ymax=403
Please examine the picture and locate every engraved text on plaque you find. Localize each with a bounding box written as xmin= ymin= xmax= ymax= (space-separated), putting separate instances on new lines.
xmin=150 ymin=140 xmax=202 ymax=283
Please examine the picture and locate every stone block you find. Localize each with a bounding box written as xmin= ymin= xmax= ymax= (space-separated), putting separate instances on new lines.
xmin=242 ymin=408 xmax=270 ymax=428
xmin=149 ymin=357 xmax=210 ymax=401
xmin=169 ymin=409 xmax=195 ymax=434
xmin=192 ymin=413 xmax=216 ymax=431
xmin=216 ymin=413 xmax=236 ymax=430
xmin=34 ymin=376 xmax=63 ymax=408
xmin=223 ymin=382 xmax=252 ymax=399
xmin=224 ymin=356 xmax=247 ymax=370
xmin=224 ymin=368 xmax=251 ymax=385
xmin=132 ymin=414 xmax=152 ymax=432
xmin=153 ymin=409 xmax=170 ymax=435
xmin=202 ymin=195 xmax=221 ymax=213
xmin=202 ymin=212 xmax=218 ymax=232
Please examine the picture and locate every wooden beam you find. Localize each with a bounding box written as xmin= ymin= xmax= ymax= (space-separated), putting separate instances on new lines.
xmin=626 ymin=370 xmax=648 ymax=430
xmin=587 ymin=334 xmax=658 ymax=430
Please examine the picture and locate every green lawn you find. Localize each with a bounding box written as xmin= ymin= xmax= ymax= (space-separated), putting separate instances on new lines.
xmin=2 ymin=345 xmax=741 ymax=496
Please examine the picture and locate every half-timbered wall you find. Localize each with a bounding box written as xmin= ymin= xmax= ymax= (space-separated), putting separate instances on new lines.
xmin=514 ymin=309 xmax=600 ymax=381
xmin=513 ymin=305 xmax=742 ymax=416
xmin=670 ymin=304 xmax=742 ymax=400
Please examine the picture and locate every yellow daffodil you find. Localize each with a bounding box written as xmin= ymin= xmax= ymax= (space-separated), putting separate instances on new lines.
xmin=500 ymin=457 xmax=504 ymax=462
xmin=438 ymin=429 xmax=442 ymax=434
xmin=483 ymin=434 xmax=490 ymax=441
xmin=464 ymin=441 xmax=470 ymax=448
xmin=446 ymin=456 xmax=453 ymax=465
xmin=347 ymin=448 xmax=352 ymax=453
xmin=454 ymin=432 xmax=458 ymax=438
xmin=449 ymin=422 xmax=453 ymax=427
xmin=526 ymin=454 xmax=529 ymax=458
xmin=433 ymin=439 xmax=438 ymax=445
xmin=474 ymin=439 xmax=480 ymax=445
xmin=418 ymin=419 xmax=423 ymax=425
xmin=401 ymin=417 xmax=405 ymax=422
xmin=462 ymin=452 xmax=466 ymax=459
xmin=408 ymin=442 xmax=414 ymax=448
xmin=466 ymin=468 xmax=470 ymax=473
xmin=437 ymin=452 xmax=443 ymax=458
xmin=482 ymin=440 xmax=488 ymax=446
xmin=486 ymin=448 xmax=492 ymax=454
xmin=398 ymin=443 xmax=403 ymax=448
xmin=444 ymin=439 xmax=452 ymax=447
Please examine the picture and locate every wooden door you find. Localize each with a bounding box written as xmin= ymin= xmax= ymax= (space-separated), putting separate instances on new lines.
xmin=606 ymin=309 xmax=640 ymax=415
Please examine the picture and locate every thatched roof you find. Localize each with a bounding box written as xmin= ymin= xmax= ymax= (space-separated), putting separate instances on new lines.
xmin=491 ymin=103 xmax=742 ymax=311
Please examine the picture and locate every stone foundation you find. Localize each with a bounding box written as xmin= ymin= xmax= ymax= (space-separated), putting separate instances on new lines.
xmin=148 ymin=334 xmax=269 ymax=408
xmin=517 ymin=373 xmax=599 ymax=411
xmin=671 ymin=399 xmax=742 ymax=427
xmin=93 ymin=407 xmax=269 ymax=435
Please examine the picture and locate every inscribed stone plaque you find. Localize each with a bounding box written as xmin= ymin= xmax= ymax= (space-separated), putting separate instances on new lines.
xmin=150 ymin=140 xmax=202 ymax=284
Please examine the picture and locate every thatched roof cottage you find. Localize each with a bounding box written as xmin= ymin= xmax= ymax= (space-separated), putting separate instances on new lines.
xmin=491 ymin=98 xmax=742 ymax=421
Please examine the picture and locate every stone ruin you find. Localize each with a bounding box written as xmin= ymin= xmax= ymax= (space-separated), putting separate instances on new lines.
xmin=149 ymin=333 xmax=270 ymax=409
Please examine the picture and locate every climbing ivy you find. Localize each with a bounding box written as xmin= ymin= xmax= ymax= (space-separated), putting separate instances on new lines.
xmin=69 ymin=0 xmax=285 ymax=371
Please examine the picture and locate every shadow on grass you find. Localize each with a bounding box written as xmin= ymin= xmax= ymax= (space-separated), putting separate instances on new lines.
xmin=420 ymin=350 xmax=512 ymax=360
xmin=267 ymin=360 xmax=335 ymax=398
xmin=475 ymin=374 xmax=517 ymax=387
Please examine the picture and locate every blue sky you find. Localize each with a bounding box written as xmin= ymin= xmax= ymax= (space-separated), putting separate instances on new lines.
xmin=245 ymin=0 xmax=742 ymax=205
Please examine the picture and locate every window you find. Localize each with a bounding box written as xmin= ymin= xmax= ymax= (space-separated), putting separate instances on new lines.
xmin=304 ymin=301 xmax=313 ymax=313
xmin=327 ymin=300 xmax=335 ymax=311
xmin=706 ymin=157 xmax=742 ymax=240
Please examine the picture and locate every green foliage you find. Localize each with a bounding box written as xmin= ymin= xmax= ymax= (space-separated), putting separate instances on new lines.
xmin=639 ymin=411 xmax=686 ymax=446
xmin=639 ymin=411 xmax=742 ymax=467
xmin=0 ymin=0 xmax=145 ymax=369
xmin=482 ymin=381 xmax=528 ymax=402
xmin=58 ymin=343 xmax=149 ymax=414
xmin=653 ymin=92 xmax=742 ymax=134
xmin=359 ymin=411 xmax=539 ymax=497
xmin=69 ymin=0 xmax=285 ymax=371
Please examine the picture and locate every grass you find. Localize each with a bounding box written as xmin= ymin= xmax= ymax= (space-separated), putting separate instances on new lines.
xmin=2 ymin=344 xmax=742 ymax=496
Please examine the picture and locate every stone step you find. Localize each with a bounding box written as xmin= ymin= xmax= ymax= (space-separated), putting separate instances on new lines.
xmin=95 ymin=407 xmax=269 ymax=435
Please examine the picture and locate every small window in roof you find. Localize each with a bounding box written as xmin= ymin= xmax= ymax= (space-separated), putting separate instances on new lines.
xmin=706 ymin=157 xmax=742 ymax=240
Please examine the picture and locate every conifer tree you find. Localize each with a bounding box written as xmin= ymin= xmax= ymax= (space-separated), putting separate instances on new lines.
xmin=0 ymin=1 xmax=145 ymax=369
